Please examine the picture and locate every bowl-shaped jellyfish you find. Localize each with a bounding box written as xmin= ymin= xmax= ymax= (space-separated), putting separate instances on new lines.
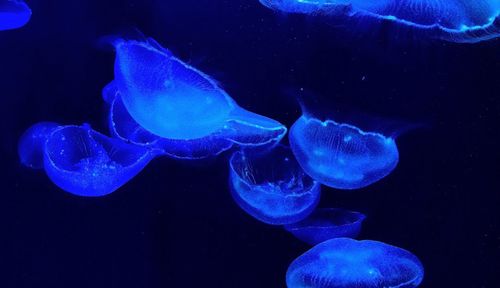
xmin=229 ymin=145 xmax=321 ymax=225
xmin=0 ymin=0 xmax=31 ymax=31
xmin=43 ymin=124 xmax=157 ymax=197
xmin=289 ymin=115 xmax=399 ymax=190
xmin=286 ymin=238 xmax=424 ymax=288
xmin=18 ymin=122 xmax=60 ymax=169
xmin=285 ymin=208 xmax=366 ymax=245
xmin=105 ymin=78 xmax=286 ymax=160
xmin=259 ymin=0 xmax=500 ymax=43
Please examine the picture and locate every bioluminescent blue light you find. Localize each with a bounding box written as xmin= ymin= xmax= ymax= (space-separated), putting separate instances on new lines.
xmin=105 ymin=81 xmax=287 ymax=159
xmin=289 ymin=115 xmax=399 ymax=190
xmin=259 ymin=0 xmax=500 ymax=43
xmin=286 ymin=238 xmax=424 ymax=288
xmin=43 ymin=124 xmax=157 ymax=197
xmin=18 ymin=122 xmax=60 ymax=169
xmin=0 ymin=0 xmax=31 ymax=31
xmin=285 ymin=208 xmax=366 ymax=245
xmin=229 ymin=145 xmax=321 ymax=225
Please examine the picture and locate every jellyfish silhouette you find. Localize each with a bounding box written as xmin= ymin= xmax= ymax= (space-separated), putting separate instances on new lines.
xmin=43 ymin=124 xmax=157 ymax=197
xmin=289 ymin=115 xmax=399 ymax=190
xmin=285 ymin=208 xmax=366 ymax=245
xmin=229 ymin=145 xmax=321 ymax=225
xmin=287 ymin=238 xmax=424 ymax=288
xmin=259 ymin=0 xmax=500 ymax=43
xmin=18 ymin=122 xmax=60 ymax=169
xmin=0 ymin=0 xmax=31 ymax=31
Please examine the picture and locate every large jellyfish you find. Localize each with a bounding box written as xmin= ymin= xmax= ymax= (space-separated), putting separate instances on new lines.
xmin=289 ymin=115 xmax=399 ymax=190
xmin=286 ymin=238 xmax=424 ymax=288
xmin=18 ymin=122 xmax=60 ymax=169
xmin=229 ymin=145 xmax=321 ymax=225
xmin=105 ymin=38 xmax=286 ymax=159
xmin=259 ymin=0 xmax=500 ymax=43
xmin=0 ymin=0 xmax=31 ymax=31
xmin=42 ymin=124 xmax=157 ymax=197
xmin=285 ymin=208 xmax=366 ymax=245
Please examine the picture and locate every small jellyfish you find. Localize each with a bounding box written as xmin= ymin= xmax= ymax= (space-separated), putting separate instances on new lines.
xmin=285 ymin=208 xmax=366 ymax=245
xmin=229 ymin=145 xmax=321 ymax=225
xmin=18 ymin=122 xmax=60 ymax=169
xmin=286 ymin=238 xmax=424 ymax=288
xmin=289 ymin=115 xmax=399 ymax=190
xmin=259 ymin=0 xmax=500 ymax=43
xmin=0 ymin=0 xmax=31 ymax=31
xmin=43 ymin=124 xmax=157 ymax=197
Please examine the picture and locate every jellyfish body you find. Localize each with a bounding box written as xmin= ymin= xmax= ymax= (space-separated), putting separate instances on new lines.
xmin=43 ymin=125 xmax=156 ymax=197
xmin=229 ymin=145 xmax=321 ymax=225
xmin=289 ymin=115 xmax=399 ymax=190
xmin=285 ymin=208 xmax=366 ymax=245
xmin=286 ymin=238 xmax=424 ymax=288
xmin=259 ymin=0 xmax=500 ymax=43
xmin=18 ymin=122 xmax=60 ymax=169
xmin=0 ymin=0 xmax=31 ymax=31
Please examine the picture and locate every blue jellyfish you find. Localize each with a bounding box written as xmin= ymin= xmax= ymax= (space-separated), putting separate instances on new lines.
xmin=259 ymin=0 xmax=500 ymax=43
xmin=285 ymin=208 xmax=366 ymax=245
xmin=289 ymin=115 xmax=399 ymax=190
xmin=18 ymin=122 xmax=60 ymax=169
xmin=286 ymin=238 xmax=424 ymax=288
xmin=0 ymin=0 xmax=31 ymax=31
xmin=229 ymin=145 xmax=321 ymax=225
xmin=43 ymin=124 xmax=157 ymax=197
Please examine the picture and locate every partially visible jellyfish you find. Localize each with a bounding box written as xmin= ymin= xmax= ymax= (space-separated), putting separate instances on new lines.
xmin=286 ymin=238 xmax=424 ymax=288
xmin=0 ymin=0 xmax=31 ymax=31
xmin=18 ymin=122 xmax=60 ymax=169
xmin=259 ymin=0 xmax=500 ymax=43
xmin=289 ymin=115 xmax=399 ymax=190
xmin=229 ymin=145 xmax=321 ymax=225
xmin=43 ymin=124 xmax=157 ymax=197
xmin=285 ymin=208 xmax=366 ymax=245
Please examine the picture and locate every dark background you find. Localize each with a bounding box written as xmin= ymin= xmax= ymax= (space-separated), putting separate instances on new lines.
xmin=1 ymin=0 xmax=499 ymax=287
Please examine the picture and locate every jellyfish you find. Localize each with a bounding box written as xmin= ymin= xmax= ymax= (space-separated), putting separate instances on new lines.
xmin=229 ymin=145 xmax=321 ymax=225
xmin=18 ymin=122 xmax=60 ymax=169
xmin=0 ymin=0 xmax=31 ymax=31
xmin=289 ymin=115 xmax=399 ymax=190
xmin=259 ymin=0 xmax=500 ymax=43
xmin=286 ymin=238 xmax=424 ymax=288
xmin=43 ymin=124 xmax=157 ymax=197
xmin=285 ymin=208 xmax=366 ymax=245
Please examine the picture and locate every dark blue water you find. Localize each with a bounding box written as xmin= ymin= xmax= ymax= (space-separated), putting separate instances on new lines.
xmin=2 ymin=1 xmax=499 ymax=287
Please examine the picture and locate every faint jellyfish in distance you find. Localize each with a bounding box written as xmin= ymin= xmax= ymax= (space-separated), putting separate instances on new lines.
xmin=0 ymin=0 xmax=31 ymax=31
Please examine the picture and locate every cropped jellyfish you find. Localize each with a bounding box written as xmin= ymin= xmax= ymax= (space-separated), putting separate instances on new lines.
xmin=43 ymin=124 xmax=157 ymax=197
xmin=0 ymin=0 xmax=31 ymax=31
xmin=289 ymin=115 xmax=399 ymax=190
xmin=285 ymin=208 xmax=366 ymax=245
xmin=259 ymin=0 xmax=500 ymax=43
xmin=229 ymin=145 xmax=321 ymax=225
xmin=18 ymin=122 xmax=60 ymax=169
xmin=105 ymin=37 xmax=286 ymax=159
xmin=286 ymin=238 xmax=424 ymax=288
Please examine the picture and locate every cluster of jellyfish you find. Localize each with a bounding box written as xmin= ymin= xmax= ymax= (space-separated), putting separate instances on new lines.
xmin=19 ymin=34 xmax=425 ymax=287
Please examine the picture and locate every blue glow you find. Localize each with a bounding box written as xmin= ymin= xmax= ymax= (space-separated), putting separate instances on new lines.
xmin=289 ymin=115 xmax=399 ymax=190
xmin=286 ymin=238 xmax=424 ymax=288
xmin=229 ymin=145 xmax=321 ymax=225
xmin=105 ymin=80 xmax=287 ymax=159
xmin=43 ymin=124 xmax=157 ymax=197
xmin=18 ymin=122 xmax=60 ymax=169
xmin=259 ymin=0 xmax=500 ymax=43
xmin=0 ymin=0 xmax=31 ymax=31
xmin=285 ymin=208 xmax=366 ymax=245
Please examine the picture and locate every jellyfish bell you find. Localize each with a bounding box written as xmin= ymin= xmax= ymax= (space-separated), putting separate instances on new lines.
xmin=18 ymin=122 xmax=60 ymax=169
xmin=285 ymin=208 xmax=366 ymax=245
xmin=286 ymin=238 xmax=424 ymax=288
xmin=229 ymin=145 xmax=321 ymax=225
xmin=0 ymin=0 xmax=31 ymax=31
xmin=43 ymin=124 xmax=157 ymax=197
